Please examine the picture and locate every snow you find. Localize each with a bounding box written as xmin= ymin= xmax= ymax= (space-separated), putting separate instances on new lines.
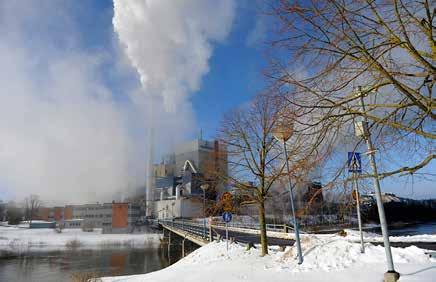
xmin=215 ymin=224 xmax=436 ymax=244
xmin=344 ymin=229 xmax=436 ymax=243
xmin=0 ymin=226 xmax=161 ymax=252
xmin=98 ymin=235 xmax=436 ymax=282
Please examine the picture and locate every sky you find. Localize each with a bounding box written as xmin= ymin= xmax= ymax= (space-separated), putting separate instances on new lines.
xmin=0 ymin=0 xmax=433 ymax=204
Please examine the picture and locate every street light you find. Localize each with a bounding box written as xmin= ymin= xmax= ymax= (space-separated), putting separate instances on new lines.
xmin=200 ymin=183 xmax=210 ymax=239
xmin=355 ymin=86 xmax=399 ymax=281
xmin=273 ymin=123 xmax=304 ymax=265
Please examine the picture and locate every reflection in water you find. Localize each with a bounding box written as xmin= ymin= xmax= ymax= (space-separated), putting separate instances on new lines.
xmin=0 ymin=240 xmax=198 ymax=282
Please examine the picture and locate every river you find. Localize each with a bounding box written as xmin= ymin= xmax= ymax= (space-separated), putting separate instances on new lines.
xmin=0 ymin=243 xmax=194 ymax=282
xmin=387 ymin=221 xmax=436 ymax=236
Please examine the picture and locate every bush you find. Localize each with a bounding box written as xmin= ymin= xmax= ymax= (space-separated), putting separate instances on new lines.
xmin=66 ymin=239 xmax=82 ymax=249
xmin=70 ymin=272 xmax=100 ymax=282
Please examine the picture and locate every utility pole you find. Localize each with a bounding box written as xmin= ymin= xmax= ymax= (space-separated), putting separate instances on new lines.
xmin=200 ymin=184 xmax=209 ymax=239
xmin=352 ymin=172 xmax=364 ymax=253
xmin=357 ymin=86 xmax=399 ymax=281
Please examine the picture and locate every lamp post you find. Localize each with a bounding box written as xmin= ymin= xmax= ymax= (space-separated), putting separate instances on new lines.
xmin=200 ymin=183 xmax=210 ymax=239
xmin=355 ymin=86 xmax=398 ymax=281
xmin=273 ymin=124 xmax=303 ymax=265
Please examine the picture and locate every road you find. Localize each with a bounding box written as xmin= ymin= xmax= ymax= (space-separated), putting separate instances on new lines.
xmin=212 ymin=227 xmax=295 ymax=246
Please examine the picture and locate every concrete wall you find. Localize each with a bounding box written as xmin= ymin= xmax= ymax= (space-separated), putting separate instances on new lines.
xmin=154 ymin=198 xmax=203 ymax=219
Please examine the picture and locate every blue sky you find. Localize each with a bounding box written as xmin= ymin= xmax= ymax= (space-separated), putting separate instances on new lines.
xmin=0 ymin=0 xmax=433 ymax=202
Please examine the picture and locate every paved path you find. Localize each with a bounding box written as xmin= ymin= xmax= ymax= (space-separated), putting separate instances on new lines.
xmin=213 ymin=227 xmax=295 ymax=246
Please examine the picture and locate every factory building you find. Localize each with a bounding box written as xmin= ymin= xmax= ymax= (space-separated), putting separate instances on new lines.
xmin=150 ymin=138 xmax=228 ymax=219
xmin=33 ymin=202 xmax=140 ymax=232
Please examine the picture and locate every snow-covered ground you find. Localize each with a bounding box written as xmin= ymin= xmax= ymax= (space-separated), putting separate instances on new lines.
xmin=0 ymin=226 xmax=161 ymax=252
xmin=344 ymin=229 xmax=436 ymax=243
xmin=99 ymin=235 xmax=436 ymax=282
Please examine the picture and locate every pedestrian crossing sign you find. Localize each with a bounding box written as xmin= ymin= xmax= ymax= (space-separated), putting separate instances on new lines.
xmin=348 ymin=152 xmax=362 ymax=173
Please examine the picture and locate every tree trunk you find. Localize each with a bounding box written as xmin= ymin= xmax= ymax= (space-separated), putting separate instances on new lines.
xmin=258 ymin=200 xmax=268 ymax=256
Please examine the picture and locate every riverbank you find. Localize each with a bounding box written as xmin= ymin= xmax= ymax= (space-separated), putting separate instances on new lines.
xmin=99 ymin=235 xmax=436 ymax=282
xmin=0 ymin=226 xmax=161 ymax=253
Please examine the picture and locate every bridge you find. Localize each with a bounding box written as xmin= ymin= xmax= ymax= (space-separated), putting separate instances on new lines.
xmin=157 ymin=219 xmax=436 ymax=257
xmin=158 ymin=219 xmax=295 ymax=250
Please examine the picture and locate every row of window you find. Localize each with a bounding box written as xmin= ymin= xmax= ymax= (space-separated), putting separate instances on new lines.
xmin=66 ymin=223 xmax=82 ymax=227
xmin=73 ymin=206 xmax=112 ymax=211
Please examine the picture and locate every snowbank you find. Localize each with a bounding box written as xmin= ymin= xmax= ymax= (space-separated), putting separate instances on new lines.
xmin=0 ymin=226 xmax=161 ymax=252
xmin=344 ymin=229 xmax=436 ymax=243
xmin=99 ymin=236 xmax=435 ymax=282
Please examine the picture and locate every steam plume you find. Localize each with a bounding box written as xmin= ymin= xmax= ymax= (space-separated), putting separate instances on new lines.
xmin=113 ymin=0 xmax=235 ymax=111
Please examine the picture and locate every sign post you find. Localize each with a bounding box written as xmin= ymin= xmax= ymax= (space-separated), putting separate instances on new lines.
xmin=348 ymin=152 xmax=364 ymax=253
xmin=222 ymin=211 xmax=232 ymax=253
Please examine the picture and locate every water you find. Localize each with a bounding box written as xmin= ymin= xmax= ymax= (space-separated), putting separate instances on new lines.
xmin=388 ymin=221 xmax=436 ymax=236
xmin=0 ymin=246 xmax=183 ymax=282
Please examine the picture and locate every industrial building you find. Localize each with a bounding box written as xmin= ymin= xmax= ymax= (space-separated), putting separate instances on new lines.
xmin=34 ymin=202 xmax=140 ymax=232
xmin=149 ymin=138 xmax=227 ymax=219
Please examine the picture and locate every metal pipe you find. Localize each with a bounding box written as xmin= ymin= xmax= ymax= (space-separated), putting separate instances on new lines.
xmin=358 ymin=86 xmax=395 ymax=272
xmin=282 ymin=139 xmax=303 ymax=264
xmin=353 ymin=173 xmax=365 ymax=253
xmin=203 ymin=188 xmax=206 ymax=239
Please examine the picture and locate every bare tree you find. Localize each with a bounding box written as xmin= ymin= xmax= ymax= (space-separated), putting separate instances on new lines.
xmin=219 ymin=93 xmax=323 ymax=255
xmin=25 ymin=194 xmax=41 ymax=224
xmin=7 ymin=202 xmax=24 ymax=225
xmin=267 ymin=0 xmax=435 ymax=181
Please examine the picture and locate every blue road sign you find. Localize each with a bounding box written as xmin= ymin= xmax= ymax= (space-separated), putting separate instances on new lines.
xmin=222 ymin=212 xmax=232 ymax=223
xmin=348 ymin=152 xmax=362 ymax=173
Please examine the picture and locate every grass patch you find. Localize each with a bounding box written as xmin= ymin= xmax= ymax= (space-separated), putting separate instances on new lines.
xmin=70 ymin=269 xmax=123 ymax=282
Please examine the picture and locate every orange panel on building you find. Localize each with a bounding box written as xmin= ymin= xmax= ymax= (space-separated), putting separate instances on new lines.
xmin=64 ymin=206 xmax=73 ymax=220
xmin=34 ymin=207 xmax=50 ymax=221
xmin=112 ymin=203 xmax=129 ymax=228
xmin=112 ymin=203 xmax=128 ymax=228
xmin=53 ymin=207 xmax=64 ymax=221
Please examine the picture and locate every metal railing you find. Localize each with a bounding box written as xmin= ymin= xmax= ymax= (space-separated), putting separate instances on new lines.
xmin=159 ymin=219 xmax=213 ymax=241
xmin=157 ymin=218 xmax=294 ymax=238
xmin=211 ymin=220 xmax=294 ymax=233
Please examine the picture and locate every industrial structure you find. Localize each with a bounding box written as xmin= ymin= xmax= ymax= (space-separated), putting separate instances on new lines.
xmin=149 ymin=138 xmax=228 ymax=219
xmin=33 ymin=202 xmax=141 ymax=232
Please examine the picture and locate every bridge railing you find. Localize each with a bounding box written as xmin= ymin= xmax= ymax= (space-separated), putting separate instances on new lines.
xmin=211 ymin=221 xmax=293 ymax=233
xmin=157 ymin=218 xmax=294 ymax=237
xmin=159 ymin=219 xmax=212 ymax=241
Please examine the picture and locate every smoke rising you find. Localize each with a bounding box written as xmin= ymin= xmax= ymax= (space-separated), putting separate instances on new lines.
xmin=0 ymin=1 xmax=235 ymax=205
xmin=113 ymin=0 xmax=235 ymax=111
